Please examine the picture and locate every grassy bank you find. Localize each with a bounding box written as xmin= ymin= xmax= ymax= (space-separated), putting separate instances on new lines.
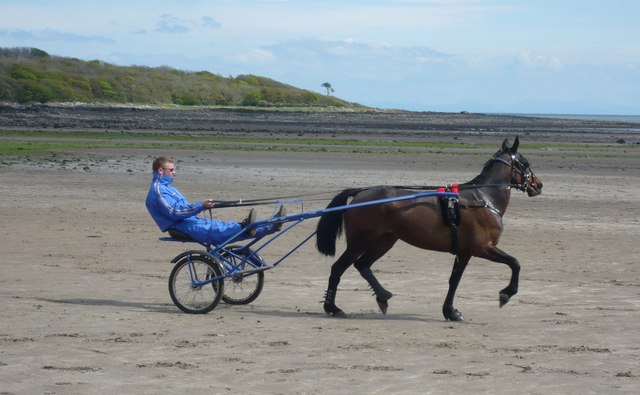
xmin=1 ymin=129 xmax=638 ymax=159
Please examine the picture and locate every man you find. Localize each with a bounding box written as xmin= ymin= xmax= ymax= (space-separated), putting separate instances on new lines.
xmin=146 ymin=156 xmax=284 ymax=245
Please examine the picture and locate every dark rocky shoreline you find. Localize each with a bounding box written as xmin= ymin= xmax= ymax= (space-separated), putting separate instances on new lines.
xmin=1 ymin=103 xmax=638 ymax=143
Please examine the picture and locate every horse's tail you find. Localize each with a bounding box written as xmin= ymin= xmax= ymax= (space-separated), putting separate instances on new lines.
xmin=316 ymin=188 xmax=364 ymax=256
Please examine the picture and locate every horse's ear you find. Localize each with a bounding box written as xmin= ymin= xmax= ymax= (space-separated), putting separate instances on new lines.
xmin=511 ymin=136 xmax=520 ymax=152
xmin=502 ymin=138 xmax=510 ymax=151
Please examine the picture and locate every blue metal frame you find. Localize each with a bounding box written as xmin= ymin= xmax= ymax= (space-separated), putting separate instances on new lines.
xmin=162 ymin=190 xmax=459 ymax=287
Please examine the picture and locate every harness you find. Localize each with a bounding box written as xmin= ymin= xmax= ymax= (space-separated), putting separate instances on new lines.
xmin=437 ymin=184 xmax=461 ymax=255
xmin=440 ymin=150 xmax=533 ymax=255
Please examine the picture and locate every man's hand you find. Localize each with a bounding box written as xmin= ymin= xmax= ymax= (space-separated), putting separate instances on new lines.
xmin=202 ymin=199 xmax=216 ymax=209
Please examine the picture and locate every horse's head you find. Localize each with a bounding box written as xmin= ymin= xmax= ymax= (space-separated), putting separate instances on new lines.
xmin=492 ymin=137 xmax=543 ymax=197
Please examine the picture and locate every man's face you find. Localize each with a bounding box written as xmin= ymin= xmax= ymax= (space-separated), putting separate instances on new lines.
xmin=159 ymin=162 xmax=176 ymax=177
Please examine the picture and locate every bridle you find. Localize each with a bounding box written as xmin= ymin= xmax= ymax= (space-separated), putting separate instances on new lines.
xmin=487 ymin=150 xmax=533 ymax=192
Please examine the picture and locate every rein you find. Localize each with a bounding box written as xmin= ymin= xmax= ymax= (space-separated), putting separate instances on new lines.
xmin=212 ymin=190 xmax=344 ymax=208
xmin=395 ymin=183 xmax=520 ymax=192
xmin=212 ymin=183 xmax=525 ymax=209
xmin=213 ymin=150 xmax=532 ymax=209
xmin=212 ymin=182 xmax=525 ymax=209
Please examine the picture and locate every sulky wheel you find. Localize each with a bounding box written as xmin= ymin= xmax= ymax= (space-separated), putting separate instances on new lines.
xmin=220 ymin=246 xmax=265 ymax=305
xmin=168 ymin=254 xmax=224 ymax=314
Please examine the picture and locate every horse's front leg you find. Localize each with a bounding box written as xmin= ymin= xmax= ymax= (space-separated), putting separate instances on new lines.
xmin=443 ymin=255 xmax=470 ymax=321
xmin=479 ymin=247 xmax=520 ymax=307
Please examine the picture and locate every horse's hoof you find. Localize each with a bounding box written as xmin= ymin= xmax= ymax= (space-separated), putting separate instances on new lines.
xmin=378 ymin=289 xmax=393 ymax=301
xmin=376 ymin=297 xmax=389 ymax=314
xmin=499 ymin=293 xmax=510 ymax=307
xmin=445 ymin=309 xmax=464 ymax=322
xmin=332 ymin=310 xmax=348 ymax=318
xmin=325 ymin=303 xmax=347 ymax=318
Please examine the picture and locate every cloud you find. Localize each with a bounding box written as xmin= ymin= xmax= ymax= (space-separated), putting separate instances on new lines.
xmin=514 ymin=50 xmax=563 ymax=71
xmin=154 ymin=14 xmax=222 ymax=34
xmin=226 ymin=48 xmax=275 ymax=65
xmin=248 ymin=38 xmax=452 ymax=74
xmin=0 ymin=28 xmax=115 ymax=44
xmin=201 ymin=17 xmax=222 ymax=29
xmin=154 ymin=14 xmax=190 ymax=34
xmin=210 ymin=37 xmax=466 ymax=109
xmin=211 ymin=37 xmax=597 ymax=112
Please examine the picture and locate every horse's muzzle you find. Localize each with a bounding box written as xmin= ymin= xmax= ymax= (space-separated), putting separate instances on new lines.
xmin=527 ymin=175 xmax=543 ymax=196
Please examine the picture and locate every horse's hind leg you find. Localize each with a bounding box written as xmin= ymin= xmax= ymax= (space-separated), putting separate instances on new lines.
xmin=353 ymin=234 xmax=398 ymax=314
xmin=324 ymin=248 xmax=361 ymax=318
xmin=443 ymin=254 xmax=470 ymax=321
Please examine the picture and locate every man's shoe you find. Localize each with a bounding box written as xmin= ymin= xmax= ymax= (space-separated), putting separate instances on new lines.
xmin=273 ymin=205 xmax=287 ymax=231
xmin=273 ymin=205 xmax=287 ymax=218
xmin=241 ymin=208 xmax=257 ymax=236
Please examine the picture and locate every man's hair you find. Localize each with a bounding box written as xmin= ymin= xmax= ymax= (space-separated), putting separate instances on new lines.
xmin=152 ymin=156 xmax=173 ymax=172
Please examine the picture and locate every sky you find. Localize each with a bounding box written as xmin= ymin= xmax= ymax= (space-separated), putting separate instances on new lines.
xmin=1 ymin=0 xmax=639 ymax=115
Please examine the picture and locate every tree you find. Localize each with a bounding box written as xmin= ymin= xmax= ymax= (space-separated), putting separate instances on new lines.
xmin=321 ymin=82 xmax=334 ymax=96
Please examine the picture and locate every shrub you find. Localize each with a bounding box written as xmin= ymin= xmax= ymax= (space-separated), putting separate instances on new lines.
xmin=98 ymin=80 xmax=118 ymax=99
xmin=241 ymin=91 xmax=261 ymax=106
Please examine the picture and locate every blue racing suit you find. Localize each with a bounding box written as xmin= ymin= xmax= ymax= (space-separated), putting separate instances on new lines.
xmin=146 ymin=172 xmax=270 ymax=245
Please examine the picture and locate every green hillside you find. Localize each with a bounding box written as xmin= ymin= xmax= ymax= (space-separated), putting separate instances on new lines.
xmin=0 ymin=47 xmax=356 ymax=108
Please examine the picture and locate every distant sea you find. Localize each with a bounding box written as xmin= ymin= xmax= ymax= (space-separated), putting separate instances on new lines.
xmin=499 ymin=113 xmax=640 ymax=123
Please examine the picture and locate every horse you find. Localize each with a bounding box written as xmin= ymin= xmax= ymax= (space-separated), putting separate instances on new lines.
xmin=315 ymin=137 xmax=543 ymax=321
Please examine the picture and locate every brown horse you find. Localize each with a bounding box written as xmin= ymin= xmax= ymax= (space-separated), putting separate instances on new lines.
xmin=316 ymin=137 xmax=543 ymax=321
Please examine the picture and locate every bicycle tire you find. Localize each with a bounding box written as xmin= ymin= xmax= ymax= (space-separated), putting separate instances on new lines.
xmin=169 ymin=255 xmax=224 ymax=314
xmin=220 ymin=246 xmax=265 ymax=305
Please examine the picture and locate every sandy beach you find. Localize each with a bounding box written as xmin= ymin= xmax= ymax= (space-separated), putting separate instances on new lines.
xmin=1 ymin=106 xmax=639 ymax=394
